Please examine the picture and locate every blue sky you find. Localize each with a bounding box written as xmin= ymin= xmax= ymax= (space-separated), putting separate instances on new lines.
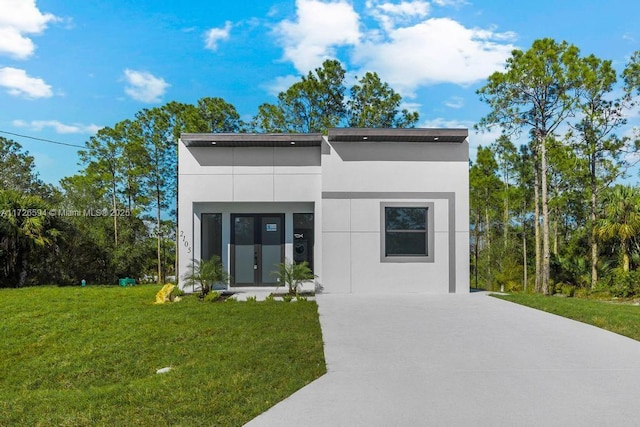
xmin=1 ymin=0 xmax=639 ymax=185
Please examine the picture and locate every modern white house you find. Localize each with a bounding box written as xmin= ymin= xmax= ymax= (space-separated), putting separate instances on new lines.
xmin=178 ymin=128 xmax=469 ymax=294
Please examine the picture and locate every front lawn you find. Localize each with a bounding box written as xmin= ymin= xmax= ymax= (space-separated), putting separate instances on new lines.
xmin=0 ymin=285 xmax=326 ymax=426
xmin=493 ymin=293 xmax=640 ymax=341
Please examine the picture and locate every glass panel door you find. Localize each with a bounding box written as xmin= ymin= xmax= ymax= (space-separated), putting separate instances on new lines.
xmin=231 ymin=214 xmax=284 ymax=286
xmin=261 ymin=216 xmax=283 ymax=284
xmin=233 ymin=216 xmax=256 ymax=284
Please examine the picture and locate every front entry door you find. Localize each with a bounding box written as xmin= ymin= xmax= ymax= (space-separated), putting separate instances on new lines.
xmin=231 ymin=214 xmax=284 ymax=286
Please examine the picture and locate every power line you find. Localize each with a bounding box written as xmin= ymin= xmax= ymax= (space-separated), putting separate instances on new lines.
xmin=0 ymin=130 xmax=86 ymax=149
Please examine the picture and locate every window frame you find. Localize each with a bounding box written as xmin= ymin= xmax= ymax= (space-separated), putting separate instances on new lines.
xmin=293 ymin=213 xmax=315 ymax=273
xmin=380 ymin=202 xmax=434 ymax=263
xmin=201 ymin=213 xmax=222 ymax=262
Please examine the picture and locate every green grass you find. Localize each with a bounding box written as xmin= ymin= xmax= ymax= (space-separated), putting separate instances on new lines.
xmin=493 ymin=293 xmax=640 ymax=341
xmin=0 ymin=285 xmax=326 ymax=426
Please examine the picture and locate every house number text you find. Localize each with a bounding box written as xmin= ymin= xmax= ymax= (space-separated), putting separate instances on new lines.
xmin=179 ymin=230 xmax=191 ymax=254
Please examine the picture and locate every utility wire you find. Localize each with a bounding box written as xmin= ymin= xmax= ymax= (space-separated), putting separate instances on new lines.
xmin=0 ymin=130 xmax=86 ymax=149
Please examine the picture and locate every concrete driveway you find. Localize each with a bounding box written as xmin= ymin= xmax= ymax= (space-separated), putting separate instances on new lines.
xmin=246 ymin=292 xmax=640 ymax=426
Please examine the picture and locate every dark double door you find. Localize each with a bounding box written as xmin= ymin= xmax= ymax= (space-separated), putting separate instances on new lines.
xmin=231 ymin=214 xmax=284 ymax=286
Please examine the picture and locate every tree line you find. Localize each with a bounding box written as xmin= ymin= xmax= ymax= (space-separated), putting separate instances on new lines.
xmin=0 ymin=60 xmax=417 ymax=287
xmin=473 ymin=39 xmax=640 ymax=296
xmin=3 ymin=39 xmax=640 ymax=296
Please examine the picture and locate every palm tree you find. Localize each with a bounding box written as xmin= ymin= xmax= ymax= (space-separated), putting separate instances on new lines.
xmin=272 ymin=259 xmax=314 ymax=295
xmin=181 ymin=256 xmax=231 ymax=296
xmin=597 ymin=185 xmax=640 ymax=272
xmin=0 ymin=190 xmax=58 ymax=286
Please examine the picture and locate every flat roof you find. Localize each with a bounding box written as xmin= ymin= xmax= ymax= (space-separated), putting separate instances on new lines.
xmin=181 ymin=133 xmax=323 ymax=147
xmin=327 ymin=128 xmax=468 ymax=143
xmin=181 ymin=128 xmax=469 ymax=147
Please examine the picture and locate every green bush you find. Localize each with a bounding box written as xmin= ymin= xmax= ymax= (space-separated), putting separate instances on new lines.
xmin=282 ymin=294 xmax=293 ymax=303
xmin=599 ymin=269 xmax=640 ymax=298
xmin=493 ymin=256 xmax=524 ymax=292
xmin=272 ymin=259 xmax=314 ymax=296
xmin=551 ymin=254 xmax=591 ymax=289
xmin=560 ymin=283 xmax=576 ymax=297
xmin=181 ymin=256 xmax=231 ymax=297
xmin=203 ymin=291 xmax=221 ymax=302
xmin=171 ymin=286 xmax=185 ymax=299
xmin=574 ymin=287 xmax=589 ymax=298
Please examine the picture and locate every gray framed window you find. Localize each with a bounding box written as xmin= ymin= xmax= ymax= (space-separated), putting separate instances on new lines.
xmin=293 ymin=213 xmax=314 ymax=273
xmin=201 ymin=213 xmax=222 ymax=262
xmin=381 ymin=202 xmax=434 ymax=263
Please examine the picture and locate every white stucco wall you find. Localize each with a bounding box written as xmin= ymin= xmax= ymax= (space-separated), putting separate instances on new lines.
xmin=177 ymin=133 xmax=469 ymax=294
xmin=177 ymin=142 xmax=323 ymax=288
xmin=320 ymin=140 xmax=469 ymax=294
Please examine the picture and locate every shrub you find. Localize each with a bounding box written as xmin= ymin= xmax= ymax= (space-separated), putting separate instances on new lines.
xmin=493 ymin=256 xmax=524 ymax=292
xmin=574 ymin=287 xmax=588 ymax=298
xmin=560 ymin=283 xmax=576 ymax=297
xmin=203 ymin=291 xmax=221 ymax=303
xmin=171 ymin=286 xmax=185 ymax=299
xmin=551 ymin=254 xmax=590 ymax=289
xmin=272 ymin=259 xmax=314 ymax=296
xmin=599 ymin=269 xmax=640 ymax=298
xmin=246 ymin=295 xmax=257 ymax=303
xmin=181 ymin=256 xmax=231 ymax=297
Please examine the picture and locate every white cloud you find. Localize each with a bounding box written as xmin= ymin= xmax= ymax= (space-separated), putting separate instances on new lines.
xmin=400 ymin=101 xmax=422 ymax=111
xmin=0 ymin=67 xmax=52 ymax=98
xmin=421 ymin=117 xmax=511 ymax=160
xmin=444 ymin=96 xmax=465 ymax=109
xmin=13 ymin=119 xmax=101 ymax=134
xmin=272 ymin=2 xmax=516 ymax=95
xmin=267 ymin=5 xmax=280 ymax=18
xmin=432 ymin=0 xmax=469 ymax=7
xmin=474 ymin=26 xmax=517 ymax=42
xmin=352 ymin=18 xmax=516 ymax=95
xmin=275 ymin=0 xmax=361 ymax=73
xmin=421 ymin=117 xmax=473 ymax=129
xmin=123 ymin=69 xmax=169 ymax=103
xmin=367 ymin=0 xmax=430 ymax=31
xmin=377 ymin=0 xmax=429 ymax=16
xmin=204 ymin=21 xmax=232 ymax=51
xmin=0 ymin=0 xmax=59 ymax=59
xmin=263 ymin=74 xmax=300 ymax=96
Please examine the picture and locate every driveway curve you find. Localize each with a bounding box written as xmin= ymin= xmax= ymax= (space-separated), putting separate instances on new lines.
xmin=246 ymin=292 xmax=640 ymax=426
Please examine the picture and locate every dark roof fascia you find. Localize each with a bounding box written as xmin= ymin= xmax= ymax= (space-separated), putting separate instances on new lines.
xmin=180 ymin=133 xmax=324 ymax=147
xmin=327 ymin=128 xmax=468 ymax=143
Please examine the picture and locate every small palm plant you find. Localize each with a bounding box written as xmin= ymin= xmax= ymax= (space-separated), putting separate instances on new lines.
xmin=272 ymin=259 xmax=314 ymax=296
xmin=181 ymin=256 xmax=231 ymax=297
xmin=597 ymin=185 xmax=640 ymax=272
